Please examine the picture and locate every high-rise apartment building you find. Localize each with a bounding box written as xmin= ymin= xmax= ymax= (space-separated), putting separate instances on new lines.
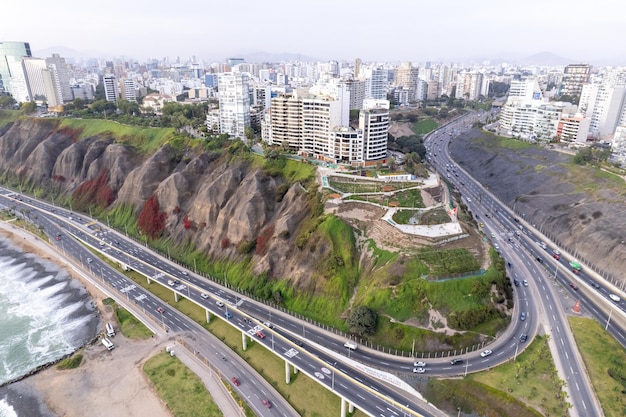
xmin=22 ymin=57 xmax=47 ymax=100
xmin=395 ymin=62 xmax=419 ymax=102
xmin=360 ymin=99 xmax=389 ymax=161
xmin=102 ymin=74 xmax=119 ymax=102
xmin=0 ymin=41 xmax=31 ymax=95
xmin=610 ymin=126 xmax=626 ymax=167
xmin=218 ymin=72 xmax=251 ymax=139
xmin=363 ymin=67 xmax=387 ymax=100
xmin=561 ymin=64 xmax=591 ymax=98
xmin=579 ymin=81 xmax=626 ymax=140
xmin=262 ymin=89 xmax=388 ymax=164
xmin=45 ymin=54 xmax=73 ymax=103
xmin=121 ymin=78 xmax=137 ymax=102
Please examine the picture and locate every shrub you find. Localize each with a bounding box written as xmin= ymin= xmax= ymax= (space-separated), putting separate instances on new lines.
xmin=138 ymin=195 xmax=167 ymax=239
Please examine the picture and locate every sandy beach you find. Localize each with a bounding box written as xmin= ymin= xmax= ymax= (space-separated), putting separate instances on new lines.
xmin=0 ymin=222 xmax=173 ymax=417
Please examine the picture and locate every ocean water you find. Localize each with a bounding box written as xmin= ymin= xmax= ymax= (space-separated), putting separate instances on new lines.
xmin=0 ymin=236 xmax=100 ymax=417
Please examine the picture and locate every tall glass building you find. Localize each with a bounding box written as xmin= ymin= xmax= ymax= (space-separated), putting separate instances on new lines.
xmin=0 ymin=41 xmax=32 ymax=94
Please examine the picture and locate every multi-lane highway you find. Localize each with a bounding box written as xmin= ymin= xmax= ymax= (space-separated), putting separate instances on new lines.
xmin=424 ymin=111 xmax=620 ymax=416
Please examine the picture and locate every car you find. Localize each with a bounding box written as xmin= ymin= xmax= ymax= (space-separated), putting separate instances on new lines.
xmin=507 ymin=262 xmax=512 ymax=268
xmin=55 ymin=234 xmax=61 ymax=241
xmin=243 ymin=318 xmax=252 ymax=324
xmin=413 ymin=367 xmax=426 ymax=373
xmin=569 ymin=283 xmax=579 ymax=291
xmin=256 ymin=331 xmax=266 ymax=339
xmin=262 ymin=399 xmax=272 ymax=408
xmin=294 ymin=339 xmax=303 ymax=347
xmin=87 ymin=257 xmax=93 ymax=263
xmin=480 ymin=349 xmax=493 ymax=358
xmin=224 ymin=312 xmax=233 ymax=319
xmin=520 ymin=312 xmax=526 ymax=321
xmin=493 ymin=243 xmax=499 ymax=250
xmin=216 ymin=301 xmax=224 ymax=307
xmin=520 ymin=333 xmax=528 ymax=342
xmin=609 ymin=294 xmax=621 ymax=303
xmin=200 ymin=293 xmax=209 ymax=299
xmin=523 ymin=280 xmax=528 ymax=287
xmin=450 ymin=358 xmax=463 ymax=365
xmin=156 ymin=307 xmax=164 ymax=314
xmin=263 ymin=321 xmax=274 ymax=329
xmin=413 ymin=361 xmax=426 ymax=367
xmin=99 ymin=241 xmax=105 ymax=246
xmin=552 ymin=253 xmax=560 ymax=260
xmin=590 ymin=281 xmax=600 ymax=289
xmin=536 ymin=257 xmax=542 ymax=263
xmin=466 ymin=198 xmax=472 ymax=203
xmin=514 ymin=279 xmax=520 ymax=287
xmin=182 ymin=271 xmax=188 ymax=276
xmin=231 ymin=377 xmax=240 ymax=386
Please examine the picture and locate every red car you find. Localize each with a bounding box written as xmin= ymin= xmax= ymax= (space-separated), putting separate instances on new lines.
xmin=231 ymin=377 xmax=241 ymax=386
xmin=552 ymin=253 xmax=560 ymax=260
xmin=156 ymin=307 xmax=164 ymax=314
xmin=569 ymin=283 xmax=579 ymax=291
xmin=256 ymin=331 xmax=266 ymax=339
xmin=262 ymin=399 xmax=272 ymax=408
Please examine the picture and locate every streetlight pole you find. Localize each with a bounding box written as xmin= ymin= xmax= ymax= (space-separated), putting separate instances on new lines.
xmin=464 ymin=360 xmax=469 ymax=376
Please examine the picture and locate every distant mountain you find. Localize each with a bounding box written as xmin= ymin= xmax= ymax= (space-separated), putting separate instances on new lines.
xmin=517 ymin=52 xmax=575 ymax=66
xmin=234 ymin=51 xmax=317 ymax=63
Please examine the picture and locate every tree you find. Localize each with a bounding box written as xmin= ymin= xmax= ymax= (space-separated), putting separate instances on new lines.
xmin=20 ymin=101 xmax=37 ymax=114
xmin=346 ymin=306 xmax=378 ymax=336
xmin=0 ymin=95 xmax=17 ymax=109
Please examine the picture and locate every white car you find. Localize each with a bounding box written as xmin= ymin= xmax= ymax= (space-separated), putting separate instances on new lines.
xmin=413 ymin=361 xmax=426 ymax=367
xmin=200 ymin=293 xmax=209 ymax=299
xmin=413 ymin=367 xmax=426 ymax=373
xmin=480 ymin=349 xmax=493 ymax=358
xmin=609 ymin=294 xmax=621 ymax=303
xmin=216 ymin=301 xmax=225 ymax=307
xmin=523 ymin=280 xmax=528 ymax=287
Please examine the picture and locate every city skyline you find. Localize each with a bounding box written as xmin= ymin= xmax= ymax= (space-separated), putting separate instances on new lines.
xmin=2 ymin=0 xmax=625 ymax=65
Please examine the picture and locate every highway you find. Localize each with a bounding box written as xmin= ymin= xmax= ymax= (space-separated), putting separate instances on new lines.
xmin=0 ymin=192 xmax=444 ymax=417
xmin=424 ymin=111 xmax=620 ymax=416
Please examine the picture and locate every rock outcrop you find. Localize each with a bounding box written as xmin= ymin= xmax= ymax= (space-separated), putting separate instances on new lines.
xmin=0 ymin=118 xmax=315 ymax=283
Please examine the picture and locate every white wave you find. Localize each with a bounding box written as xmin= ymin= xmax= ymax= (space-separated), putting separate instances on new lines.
xmin=0 ymin=399 xmax=18 ymax=417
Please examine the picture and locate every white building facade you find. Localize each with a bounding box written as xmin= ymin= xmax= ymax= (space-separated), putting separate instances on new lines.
xmin=218 ymin=72 xmax=251 ymax=139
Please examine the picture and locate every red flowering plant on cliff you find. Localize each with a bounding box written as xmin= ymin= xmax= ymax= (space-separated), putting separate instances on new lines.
xmin=138 ymin=195 xmax=167 ymax=239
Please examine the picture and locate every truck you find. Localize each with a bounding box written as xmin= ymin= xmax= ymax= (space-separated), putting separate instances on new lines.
xmin=344 ymin=341 xmax=358 ymax=350
xmin=106 ymin=322 xmax=115 ymax=337
xmin=102 ymin=337 xmax=114 ymax=351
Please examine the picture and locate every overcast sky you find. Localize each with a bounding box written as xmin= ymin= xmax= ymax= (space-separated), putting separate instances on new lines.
xmin=2 ymin=0 xmax=624 ymax=64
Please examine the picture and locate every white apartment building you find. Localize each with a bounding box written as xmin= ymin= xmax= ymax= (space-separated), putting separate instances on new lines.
xmin=45 ymin=54 xmax=73 ymax=103
xmin=363 ymin=67 xmax=387 ymax=100
xmin=610 ymin=126 xmax=626 ymax=167
xmin=22 ymin=57 xmax=48 ymax=101
xmin=557 ymin=116 xmax=591 ymax=143
xmin=262 ymin=89 xmax=389 ymax=164
xmin=121 ymin=78 xmax=137 ymax=102
xmin=360 ymin=99 xmax=389 ymax=161
xmin=102 ymin=74 xmax=119 ymax=102
xmin=579 ymin=82 xmax=626 ymax=140
xmin=395 ymin=62 xmax=419 ymax=102
xmin=218 ymin=72 xmax=251 ymax=139
xmin=6 ymin=57 xmax=30 ymax=103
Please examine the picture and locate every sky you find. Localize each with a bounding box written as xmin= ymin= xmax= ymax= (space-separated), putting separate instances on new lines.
xmin=2 ymin=0 xmax=624 ymax=65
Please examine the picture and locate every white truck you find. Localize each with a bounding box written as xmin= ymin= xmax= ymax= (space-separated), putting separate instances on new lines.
xmin=102 ymin=337 xmax=114 ymax=351
xmin=344 ymin=341 xmax=358 ymax=350
xmin=106 ymin=322 xmax=115 ymax=337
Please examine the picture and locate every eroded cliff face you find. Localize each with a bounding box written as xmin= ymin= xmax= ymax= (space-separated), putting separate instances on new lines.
xmin=0 ymin=119 xmax=316 ymax=282
xmin=450 ymin=128 xmax=626 ymax=283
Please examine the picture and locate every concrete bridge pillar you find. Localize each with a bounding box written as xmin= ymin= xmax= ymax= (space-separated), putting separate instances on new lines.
xmin=285 ymin=361 xmax=291 ymax=384
xmin=242 ymin=331 xmax=247 ymax=351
